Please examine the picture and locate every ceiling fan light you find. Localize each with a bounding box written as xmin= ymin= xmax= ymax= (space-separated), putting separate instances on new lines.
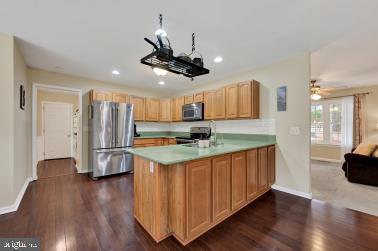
xmin=153 ymin=67 xmax=168 ymax=76
xmin=311 ymin=93 xmax=322 ymax=101
xmin=155 ymin=29 xmax=167 ymax=37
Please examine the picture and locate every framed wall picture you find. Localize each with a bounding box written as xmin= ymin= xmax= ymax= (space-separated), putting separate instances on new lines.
xmin=277 ymin=86 xmax=287 ymax=111
xmin=20 ymin=85 xmax=26 ymax=110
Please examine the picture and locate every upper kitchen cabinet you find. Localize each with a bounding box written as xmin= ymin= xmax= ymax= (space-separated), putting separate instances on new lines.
xmin=238 ymin=80 xmax=260 ymax=119
xmin=145 ymin=98 xmax=160 ymax=121
xmin=204 ymin=90 xmax=216 ymax=120
xmin=90 ymin=90 xmax=112 ymax=102
xmin=194 ymin=92 xmax=204 ymax=103
xmin=214 ymin=88 xmax=226 ymax=119
xmin=129 ymin=95 xmax=145 ymax=121
xmin=184 ymin=95 xmax=194 ymax=104
xmin=226 ymin=84 xmax=238 ymax=119
xmin=159 ymin=98 xmax=172 ymax=122
xmin=172 ymin=96 xmax=185 ymax=121
xmin=112 ymin=92 xmax=129 ymax=103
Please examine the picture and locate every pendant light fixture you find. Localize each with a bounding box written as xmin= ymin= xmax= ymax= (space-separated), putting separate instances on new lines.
xmin=155 ymin=14 xmax=167 ymax=37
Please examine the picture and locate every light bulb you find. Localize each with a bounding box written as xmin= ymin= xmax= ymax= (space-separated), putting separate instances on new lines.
xmin=311 ymin=93 xmax=322 ymax=101
xmin=158 ymin=81 xmax=165 ymax=85
xmin=153 ymin=67 xmax=168 ymax=76
xmin=214 ymin=56 xmax=223 ymax=63
xmin=155 ymin=29 xmax=167 ymax=37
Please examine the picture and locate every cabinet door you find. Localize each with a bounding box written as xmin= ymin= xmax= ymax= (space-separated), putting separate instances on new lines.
xmin=268 ymin=145 xmax=276 ymax=186
xmin=194 ymin=92 xmax=204 ymax=102
xmin=90 ymin=90 xmax=112 ymax=102
xmin=168 ymin=138 xmax=176 ymax=145
xmin=204 ymin=91 xmax=216 ymax=120
xmin=251 ymin=80 xmax=260 ymax=119
xmin=112 ymin=92 xmax=128 ymax=103
xmin=215 ymin=88 xmax=226 ymax=119
xmin=146 ymin=98 xmax=160 ymax=121
xmin=258 ymin=147 xmax=268 ymax=192
xmin=173 ymin=96 xmax=185 ymax=121
xmin=238 ymin=81 xmax=252 ymax=118
xmin=231 ymin=152 xmax=247 ymax=210
xmin=159 ymin=98 xmax=172 ymax=122
xmin=186 ymin=159 xmax=212 ymax=239
xmin=246 ymin=149 xmax=258 ymax=200
xmin=129 ymin=96 xmax=145 ymax=121
xmin=212 ymin=155 xmax=231 ymax=222
xmin=184 ymin=95 xmax=194 ymax=104
xmin=226 ymin=84 xmax=238 ymax=119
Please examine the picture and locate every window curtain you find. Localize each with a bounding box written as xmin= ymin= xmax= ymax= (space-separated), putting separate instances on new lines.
xmin=353 ymin=94 xmax=366 ymax=147
xmin=340 ymin=96 xmax=354 ymax=159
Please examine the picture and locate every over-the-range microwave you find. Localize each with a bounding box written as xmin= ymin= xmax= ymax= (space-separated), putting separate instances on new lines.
xmin=182 ymin=102 xmax=204 ymax=121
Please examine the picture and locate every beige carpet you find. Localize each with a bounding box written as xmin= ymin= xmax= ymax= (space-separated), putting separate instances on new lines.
xmin=311 ymin=160 xmax=378 ymax=216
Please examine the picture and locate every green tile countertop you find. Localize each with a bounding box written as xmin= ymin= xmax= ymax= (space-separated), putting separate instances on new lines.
xmin=127 ymin=139 xmax=276 ymax=165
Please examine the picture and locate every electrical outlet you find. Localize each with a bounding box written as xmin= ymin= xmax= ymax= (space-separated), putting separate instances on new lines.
xmin=290 ymin=127 xmax=300 ymax=135
xmin=149 ymin=162 xmax=154 ymax=173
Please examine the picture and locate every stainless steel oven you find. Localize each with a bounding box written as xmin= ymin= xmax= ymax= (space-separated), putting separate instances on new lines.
xmin=182 ymin=102 xmax=204 ymax=121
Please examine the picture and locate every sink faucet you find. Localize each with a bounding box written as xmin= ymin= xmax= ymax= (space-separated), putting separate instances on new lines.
xmin=208 ymin=120 xmax=217 ymax=146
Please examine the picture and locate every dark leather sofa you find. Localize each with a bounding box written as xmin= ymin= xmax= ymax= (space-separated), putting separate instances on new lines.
xmin=342 ymin=151 xmax=378 ymax=186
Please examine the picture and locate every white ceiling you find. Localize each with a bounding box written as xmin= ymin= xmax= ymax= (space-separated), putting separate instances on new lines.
xmin=1 ymin=0 xmax=378 ymax=94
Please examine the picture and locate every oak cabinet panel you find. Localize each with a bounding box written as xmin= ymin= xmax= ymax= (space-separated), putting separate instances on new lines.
xmin=145 ymin=98 xmax=160 ymax=121
xmin=238 ymin=80 xmax=260 ymax=119
xmin=159 ymin=98 xmax=172 ymax=122
xmin=172 ymin=96 xmax=185 ymax=121
xmin=194 ymin=92 xmax=204 ymax=102
xmin=184 ymin=95 xmax=194 ymax=104
xmin=212 ymin=155 xmax=231 ymax=222
xmin=231 ymin=152 xmax=247 ymax=210
xmin=186 ymin=159 xmax=212 ymax=239
xmin=258 ymin=147 xmax=268 ymax=192
xmin=268 ymin=146 xmax=276 ymax=186
xmin=204 ymin=90 xmax=216 ymax=120
xmin=226 ymin=84 xmax=238 ymax=119
xmin=214 ymin=88 xmax=226 ymax=119
xmin=246 ymin=149 xmax=258 ymax=200
xmin=129 ymin=96 xmax=145 ymax=121
xmin=112 ymin=92 xmax=129 ymax=103
xmin=90 ymin=90 xmax=112 ymax=102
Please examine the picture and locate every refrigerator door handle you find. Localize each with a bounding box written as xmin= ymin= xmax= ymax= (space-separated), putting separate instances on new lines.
xmin=111 ymin=105 xmax=116 ymax=145
xmin=115 ymin=106 xmax=119 ymax=144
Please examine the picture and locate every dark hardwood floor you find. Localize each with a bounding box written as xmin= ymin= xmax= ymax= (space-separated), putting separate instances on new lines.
xmin=1 ymin=159 xmax=377 ymax=250
xmin=37 ymin=158 xmax=77 ymax=179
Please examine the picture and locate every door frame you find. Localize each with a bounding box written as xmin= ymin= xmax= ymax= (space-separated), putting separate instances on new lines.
xmin=41 ymin=101 xmax=73 ymax=160
xmin=32 ymin=83 xmax=82 ymax=180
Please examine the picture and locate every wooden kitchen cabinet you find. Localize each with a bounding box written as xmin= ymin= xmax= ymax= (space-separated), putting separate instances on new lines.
xmin=226 ymin=84 xmax=238 ymax=119
xmin=193 ymin=92 xmax=204 ymax=102
xmin=145 ymin=98 xmax=160 ymax=121
xmin=258 ymin=147 xmax=268 ymax=192
xmin=172 ymin=96 xmax=185 ymax=121
xmin=159 ymin=98 xmax=172 ymax=122
xmin=186 ymin=159 xmax=212 ymax=239
xmin=214 ymin=88 xmax=226 ymax=119
xmin=238 ymin=80 xmax=260 ymax=119
xmin=129 ymin=95 xmax=145 ymax=121
xmin=204 ymin=90 xmax=216 ymax=120
xmin=112 ymin=92 xmax=129 ymax=103
xmin=231 ymin=152 xmax=247 ymax=210
xmin=246 ymin=149 xmax=258 ymax=200
xmin=212 ymin=155 xmax=231 ymax=222
xmin=184 ymin=95 xmax=194 ymax=104
xmin=90 ymin=90 xmax=112 ymax=102
xmin=268 ymin=146 xmax=276 ymax=186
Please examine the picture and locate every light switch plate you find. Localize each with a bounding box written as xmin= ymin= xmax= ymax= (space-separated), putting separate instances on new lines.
xmin=290 ymin=127 xmax=300 ymax=135
xmin=149 ymin=161 xmax=154 ymax=173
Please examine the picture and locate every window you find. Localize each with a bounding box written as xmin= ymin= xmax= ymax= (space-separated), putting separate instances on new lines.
xmin=311 ymin=99 xmax=351 ymax=145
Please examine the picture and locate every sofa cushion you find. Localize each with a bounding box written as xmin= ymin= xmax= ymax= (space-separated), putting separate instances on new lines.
xmin=372 ymin=148 xmax=378 ymax=158
xmin=353 ymin=143 xmax=377 ymax=156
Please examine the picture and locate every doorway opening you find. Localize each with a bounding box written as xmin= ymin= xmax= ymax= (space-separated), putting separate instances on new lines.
xmin=32 ymin=83 xmax=82 ymax=180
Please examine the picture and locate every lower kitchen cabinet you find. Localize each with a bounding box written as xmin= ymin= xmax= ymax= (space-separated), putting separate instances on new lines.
xmin=268 ymin=145 xmax=276 ymax=185
xmin=212 ymin=155 xmax=231 ymax=222
xmin=258 ymin=147 xmax=269 ymax=192
xmin=246 ymin=149 xmax=258 ymax=200
xmin=231 ymin=152 xmax=247 ymax=210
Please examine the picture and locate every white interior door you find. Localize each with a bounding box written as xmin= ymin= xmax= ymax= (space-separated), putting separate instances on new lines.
xmin=43 ymin=102 xmax=72 ymax=159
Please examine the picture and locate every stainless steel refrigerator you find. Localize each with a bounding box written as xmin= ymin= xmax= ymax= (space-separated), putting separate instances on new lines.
xmin=88 ymin=101 xmax=134 ymax=179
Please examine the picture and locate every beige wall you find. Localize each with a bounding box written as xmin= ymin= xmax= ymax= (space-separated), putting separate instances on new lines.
xmin=178 ymin=53 xmax=311 ymax=195
xmin=37 ymin=90 xmax=79 ymax=136
xmin=310 ymin=84 xmax=378 ymax=161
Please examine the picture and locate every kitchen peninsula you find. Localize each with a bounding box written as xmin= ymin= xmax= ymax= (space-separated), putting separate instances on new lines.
xmin=128 ymin=138 xmax=276 ymax=245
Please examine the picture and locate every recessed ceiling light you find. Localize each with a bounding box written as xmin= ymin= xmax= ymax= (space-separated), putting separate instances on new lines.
xmin=158 ymin=81 xmax=165 ymax=85
xmin=214 ymin=56 xmax=223 ymax=63
xmin=112 ymin=70 xmax=120 ymax=75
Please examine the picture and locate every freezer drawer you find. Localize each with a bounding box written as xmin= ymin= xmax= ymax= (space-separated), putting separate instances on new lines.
xmin=89 ymin=148 xmax=133 ymax=179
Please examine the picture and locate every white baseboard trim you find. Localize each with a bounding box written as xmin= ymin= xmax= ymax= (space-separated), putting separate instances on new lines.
xmin=311 ymin=157 xmax=342 ymax=163
xmin=78 ymin=169 xmax=88 ymax=173
xmin=0 ymin=177 xmax=32 ymax=215
xmin=271 ymin=184 xmax=312 ymax=199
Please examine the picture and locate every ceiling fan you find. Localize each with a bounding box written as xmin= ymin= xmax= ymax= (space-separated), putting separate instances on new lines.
xmin=310 ymin=79 xmax=346 ymax=101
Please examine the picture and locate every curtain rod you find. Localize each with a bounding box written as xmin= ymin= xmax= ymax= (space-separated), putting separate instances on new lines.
xmin=321 ymin=92 xmax=371 ymax=100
